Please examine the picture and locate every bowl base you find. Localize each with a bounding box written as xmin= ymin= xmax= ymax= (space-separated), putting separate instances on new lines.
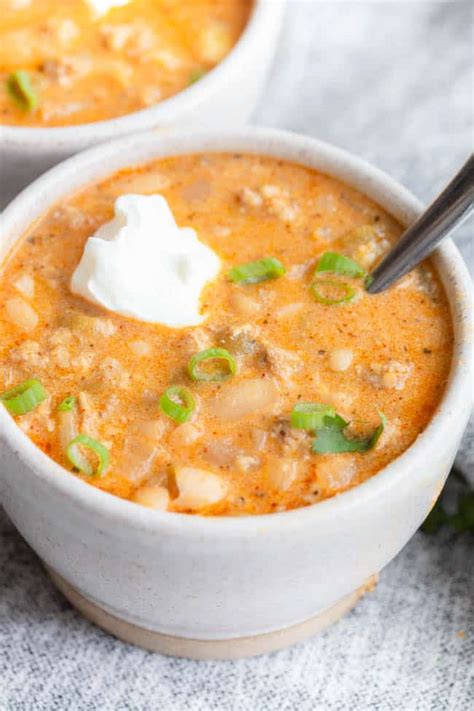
xmin=46 ymin=567 xmax=377 ymax=659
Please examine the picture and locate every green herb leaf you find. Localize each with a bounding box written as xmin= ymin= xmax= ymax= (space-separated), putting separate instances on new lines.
xmin=316 ymin=252 xmax=366 ymax=278
xmin=228 ymin=257 xmax=286 ymax=285
xmin=6 ymin=71 xmax=39 ymax=111
xmin=312 ymin=412 xmax=386 ymax=454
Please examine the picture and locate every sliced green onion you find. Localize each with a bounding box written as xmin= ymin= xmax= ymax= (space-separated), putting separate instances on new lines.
xmin=66 ymin=434 xmax=109 ymax=477
xmin=228 ymin=257 xmax=286 ymax=285
xmin=188 ymin=68 xmax=206 ymax=85
xmin=311 ymin=279 xmax=355 ymax=305
xmin=160 ymin=386 xmax=195 ymax=423
xmin=6 ymin=71 xmax=39 ymax=112
xmin=188 ymin=347 xmax=237 ymax=382
xmin=316 ymin=252 xmax=366 ymax=278
xmin=312 ymin=412 xmax=386 ymax=454
xmin=291 ymin=402 xmax=336 ymax=430
xmin=58 ymin=395 xmax=76 ymax=412
xmin=1 ymin=379 xmax=47 ymax=416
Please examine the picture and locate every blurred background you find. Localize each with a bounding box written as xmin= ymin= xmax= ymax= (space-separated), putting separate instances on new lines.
xmin=256 ymin=0 xmax=473 ymax=272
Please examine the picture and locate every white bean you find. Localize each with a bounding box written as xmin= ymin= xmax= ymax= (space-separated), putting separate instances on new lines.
xmin=230 ymin=291 xmax=261 ymax=317
xmin=174 ymin=467 xmax=227 ymax=509
xmin=132 ymin=485 xmax=169 ymax=511
xmin=329 ymin=348 xmax=353 ymax=372
xmin=129 ymin=340 xmax=151 ymax=357
xmin=134 ymin=419 xmax=166 ymax=441
xmin=211 ymin=378 xmax=279 ymax=421
xmin=117 ymin=435 xmax=159 ymax=483
xmin=236 ymin=454 xmax=260 ymax=472
xmin=93 ymin=318 xmax=116 ymax=337
xmin=267 ymin=458 xmax=299 ymax=491
xmin=169 ymin=422 xmax=202 ymax=447
xmin=204 ymin=438 xmax=240 ymax=467
xmin=317 ymin=456 xmax=357 ymax=492
xmin=5 ymin=297 xmax=38 ymax=332
xmin=13 ymin=274 xmax=35 ymax=298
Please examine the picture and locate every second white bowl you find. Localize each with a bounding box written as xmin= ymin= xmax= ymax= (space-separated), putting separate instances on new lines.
xmin=0 ymin=0 xmax=284 ymax=208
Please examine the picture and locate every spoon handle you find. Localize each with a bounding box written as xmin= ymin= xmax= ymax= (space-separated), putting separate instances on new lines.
xmin=366 ymin=155 xmax=474 ymax=294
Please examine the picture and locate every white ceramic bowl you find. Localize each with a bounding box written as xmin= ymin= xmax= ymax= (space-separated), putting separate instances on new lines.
xmin=0 ymin=129 xmax=472 ymax=659
xmin=0 ymin=0 xmax=284 ymax=208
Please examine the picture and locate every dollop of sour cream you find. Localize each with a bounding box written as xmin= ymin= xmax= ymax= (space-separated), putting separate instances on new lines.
xmin=70 ymin=194 xmax=221 ymax=328
xmin=86 ymin=0 xmax=131 ymax=17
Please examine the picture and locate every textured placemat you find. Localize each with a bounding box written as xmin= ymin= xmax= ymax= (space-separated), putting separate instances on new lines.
xmin=1 ymin=2 xmax=472 ymax=709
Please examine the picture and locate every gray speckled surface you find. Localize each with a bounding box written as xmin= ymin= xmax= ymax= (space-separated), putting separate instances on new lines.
xmin=1 ymin=2 xmax=473 ymax=710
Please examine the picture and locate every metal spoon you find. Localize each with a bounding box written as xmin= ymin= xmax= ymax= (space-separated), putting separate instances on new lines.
xmin=366 ymin=155 xmax=474 ymax=294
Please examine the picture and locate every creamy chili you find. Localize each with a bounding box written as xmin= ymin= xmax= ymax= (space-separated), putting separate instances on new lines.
xmin=0 ymin=153 xmax=453 ymax=515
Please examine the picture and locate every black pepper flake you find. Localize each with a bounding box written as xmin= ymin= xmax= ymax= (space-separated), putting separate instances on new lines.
xmin=423 ymin=348 xmax=432 ymax=354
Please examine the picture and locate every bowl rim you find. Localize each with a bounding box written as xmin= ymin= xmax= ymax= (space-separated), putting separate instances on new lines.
xmin=1 ymin=126 xmax=472 ymax=537
xmin=0 ymin=0 xmax=281 ymax=145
